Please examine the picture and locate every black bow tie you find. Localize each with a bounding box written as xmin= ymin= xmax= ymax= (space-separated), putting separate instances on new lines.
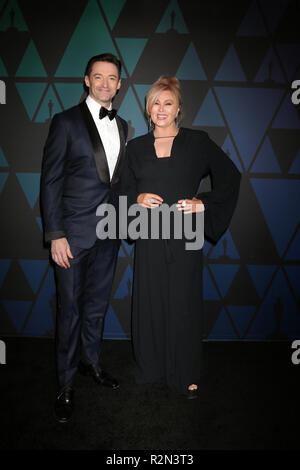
xmin=99 ymin=107 xmax=117 ymax=120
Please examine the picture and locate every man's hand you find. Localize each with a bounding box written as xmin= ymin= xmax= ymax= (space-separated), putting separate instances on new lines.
xmin=51 ymin=238 xmax=74 ymax=269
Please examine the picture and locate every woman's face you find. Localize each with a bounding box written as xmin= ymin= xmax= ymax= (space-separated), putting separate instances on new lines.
xmin=149 ymin=90 xmax=180 ymax=129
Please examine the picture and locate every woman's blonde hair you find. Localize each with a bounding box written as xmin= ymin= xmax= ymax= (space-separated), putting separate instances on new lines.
xmin=146 ymin=76 xmax=182 ymax=116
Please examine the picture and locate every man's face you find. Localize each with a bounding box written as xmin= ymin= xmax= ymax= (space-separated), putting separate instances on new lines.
xmin=85 ymin=61 xmax=121 ymax=107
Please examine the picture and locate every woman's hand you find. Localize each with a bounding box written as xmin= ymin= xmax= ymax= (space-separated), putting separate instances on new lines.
xmin=176 ymin=197 xmax=205 ymax=214
xmin=137 ymin=193 xmax=163 ymax=209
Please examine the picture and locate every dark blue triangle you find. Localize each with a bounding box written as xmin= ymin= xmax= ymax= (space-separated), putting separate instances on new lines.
xmin=254 ymin=46 xmax=286 ymax=84
xmin=214 ymin=87 xmax=284 ymax=169
xmin=209 ymin=231 xmax=240 ymax=260
xmin=203 ymin=266 xmax=219 ymax=300
xmin=228 ymin=305 xmax=256 ymax=337
xmin=237 ymin=0 xmax=267 ymax=36
xmin=215 ymin=44 xmax=246 ymax=82
xmin=193 ymin=90 xmax=224 ymax=127
xmin=176 ymin=43 xmax=207 ymax=80
xmin=272 ymin=94 xmax=300 ymax=129
xmin=23 ymin=267 xmax=55 ymax=336
xmin=0 ymin=259 xmax=11 ymax=287
xmin=260 ymin=0 xmax=289 ymax=32
xmin=2 ymin=300 xmax=31 ymax=333
xmin=251 ymin=136 xmax=281 ymax=173
xmin=285 ymin=266 xmax=300 ymax=299
xmin=251 ymin=179 xmax=300 ymax=255
xmin=221 ymin=135 xmax=243 ymax=172
xmin=289 ymin=149 xmax=300 ymax=174
xmin=247 ymin=264 xmax=276 ymax=297
xmin=209 ymin=264 xmax=239 ymax=298
xmin=114 ymin=264 xmax=133 ymax=299
xmin=0 ymin=146 xmax=8 ymax=166
xmin=285 ymin=229 xmax=300 ymax=260
xmin=103 ymin=305 xmax=126 ymax=339
xmin=18 ymin=260 xmax=48 ymax=294
xmin=118 ymin=86 xmax=147 ymax=138
xmin=277 ymin=44 xmax=300 ymax=81
xmin=208 ymin=308 xmax=237 ymax=339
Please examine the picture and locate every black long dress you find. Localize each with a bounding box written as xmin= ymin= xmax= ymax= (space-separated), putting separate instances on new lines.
xmin=121 ymin=127 xmax=241 ymax=395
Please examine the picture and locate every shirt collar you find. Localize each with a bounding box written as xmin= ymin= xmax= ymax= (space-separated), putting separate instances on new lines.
xmin=86 ymin=95 xmax=112 ymax=116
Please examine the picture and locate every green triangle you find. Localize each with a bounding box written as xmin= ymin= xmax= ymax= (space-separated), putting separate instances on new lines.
xmin=35 ymin=85 xmax=62 ymax=122
xmin=0 ymin=147 xmax=8 ymax=167
xmin=0 ymin=0 xmax=28 ymax=31
xmin=0 ymin=173 xmax=8 ymax=194
xmin=156 ymin=0 xmax=189 ymax=33
xmin=118 ymin=86 xmax=147 ymax=138
xmin=116 ymin=38 xmax=147 ymax=76
xmin=15 ymin=82 xmax=47 ymax=120
xmin=99 ymin=0 xmax=126 ymax=29
xmin=134 ymin=84 xmax=151 ymax=108
xmin=55 ymin=0 xmax=117 ymax=77
xmin=54 ymin=83 xmax=84 ymax=110
xmin=16 ymin=40 xmax=47 ymax=77
xmin=0 ymin=56 xmax=8 ymax=76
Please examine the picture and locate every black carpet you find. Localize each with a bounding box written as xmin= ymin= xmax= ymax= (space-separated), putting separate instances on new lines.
xmin=0 ymin=337 xmax=299 ymax=451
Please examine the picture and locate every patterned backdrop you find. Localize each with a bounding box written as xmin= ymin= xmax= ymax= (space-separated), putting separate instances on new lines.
xmin=0 ymin=0 xmax=299 ymax=340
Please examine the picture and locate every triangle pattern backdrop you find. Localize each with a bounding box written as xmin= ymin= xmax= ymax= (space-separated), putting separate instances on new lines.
xmin=0 ymin=0 xmax=299 ymax=340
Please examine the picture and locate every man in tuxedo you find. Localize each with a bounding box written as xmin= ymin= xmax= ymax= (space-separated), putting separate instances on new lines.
xmin=41 ymin=53 xmax=128 ymax=423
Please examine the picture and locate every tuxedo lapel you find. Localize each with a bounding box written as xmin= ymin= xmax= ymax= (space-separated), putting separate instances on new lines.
xmin=111 ymin=116 xmax=126 ymax=185
xmin=79 ymin=101 xmax=110 ymax=185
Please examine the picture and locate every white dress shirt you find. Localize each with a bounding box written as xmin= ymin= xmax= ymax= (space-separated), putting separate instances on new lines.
xmin=86 ymin=95 xmax=120 ymax=180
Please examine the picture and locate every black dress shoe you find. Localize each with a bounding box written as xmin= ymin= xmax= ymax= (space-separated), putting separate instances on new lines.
xmin=54 ymin=388 xmax=74 ymax=423
xmin=78 ymin=361 xmax=119 ymax=389
xmin=186 ymin=387 xmax=198 ymax=400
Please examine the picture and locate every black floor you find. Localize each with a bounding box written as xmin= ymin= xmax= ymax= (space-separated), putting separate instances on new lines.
xmin=0 ymin=337 xmax=299 ymax=451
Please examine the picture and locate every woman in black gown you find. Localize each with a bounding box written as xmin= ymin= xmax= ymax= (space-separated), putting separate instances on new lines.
xmin=121 ymin=76 xmax=241 ymax=398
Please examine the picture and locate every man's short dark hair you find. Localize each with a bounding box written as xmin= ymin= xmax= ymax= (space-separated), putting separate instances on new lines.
xmin=85 ymin=53 xmax=122 ymax=78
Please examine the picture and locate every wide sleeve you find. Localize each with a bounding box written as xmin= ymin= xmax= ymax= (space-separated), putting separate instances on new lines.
xmin=40 ymin=113 xmax=68 ymax=243
xmin=195 ymin=133 xmax=241 ymax=243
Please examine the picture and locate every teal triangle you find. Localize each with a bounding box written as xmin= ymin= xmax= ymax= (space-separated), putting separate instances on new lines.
xmin=221 ymin=135 xmax=243 ymax=172
xmin=289 ymin=149 xmax=300 ymax=174
xmin=18 ymin=260 xmax=48 ymax=294
xmin=209 ymin=264 xmax=239 ymax=298
xmin=237 ymin=0 xmax=267 ymax=36
xmin=228 ymin=305 xmax=256 ymax=337
xmin=285 ymin=229 xmax=300 ymax=260
xmin=251 ymin=136 xmax=281 ymax=173
xmin=103 ymin=305 xmax=126 ymax=339
xmin=215 ymin=45 xmax=246 ymax=82
xmin=99 ymin=0 xmax=126 ymax=29
xmin=254 ymin=46 xmax=286 ymax=84
xmin=16 ymin=173 xmax=40 ymax=209
xmin=272 ymin=94 xmax=300 ymax=130
xmin=176 ymin=43 xmax=207 ymax=80
xmin=247 ymin=269 xmax=300 ymax=339
xmin=209 ymin=308 xmax=237 ymax=339
xmin=0 ymin=0 xmax=28 ymax=31
xmin=15 ymin=40 xmax=47 ymax=77
xmin=209 ymin=231 xmax=240 ymax=260
xmin=134 ymin=84 xmax=151 ymax=109
xmin=35 ymin=85 xmax=62 ymax=122
xmin=55 ymin=0 xmax=117 ymax=77
xmin=247 ymin=265 xmax=276 ymax=297
xmin=54 ymin=83 xmax=84 ymax=110
xmin=36 ymin=217 xmax=43 ymax=231
xmin=118 ymin=86 xmax=147 ymax=138
xmin=114 ymin=264 xmax=133 ymax=299
xmin=116 ymin=38 xmax=147 ymax=76
xmin=156 ymin=0 xmax=189 ymax=33
xmin=2 ymin=300 xmax=31 ymax=333
xmin=15 ymin=82 xmax=47 ymax=120
xmin=193 ymin=89 xmax=224 ymax=127
xmin=285 ymin=266 xmax=300 ymax=299
xmin=251 ymin=179 xmax=300 ymax=255
xmin=23 ymin=268 xmax=55 ymax=336
xmin=0 ymin=259 xmax=11 ymax=287
xmin=0 ymin=147 xmax=8 ymax=166
xmin=0 ymin=173 xmax=8 ymax=193
xmin=122 ymin=240 xmax=135 ymax=257
xmin=203 ymin=266 xmax=219 ymax=300
xmin=0 ymin=56 xmax=8 ymax=76
xmin=214 ymin=87 xmax=284 ymax=169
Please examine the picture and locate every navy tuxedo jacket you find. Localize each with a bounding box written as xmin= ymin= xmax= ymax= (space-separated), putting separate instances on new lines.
xmin=41 ymin=101 xmax=128 ymax=248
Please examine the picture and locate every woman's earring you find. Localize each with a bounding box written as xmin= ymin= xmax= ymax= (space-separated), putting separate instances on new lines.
xmin=148 ymin=116 xmax=153 ymax=130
